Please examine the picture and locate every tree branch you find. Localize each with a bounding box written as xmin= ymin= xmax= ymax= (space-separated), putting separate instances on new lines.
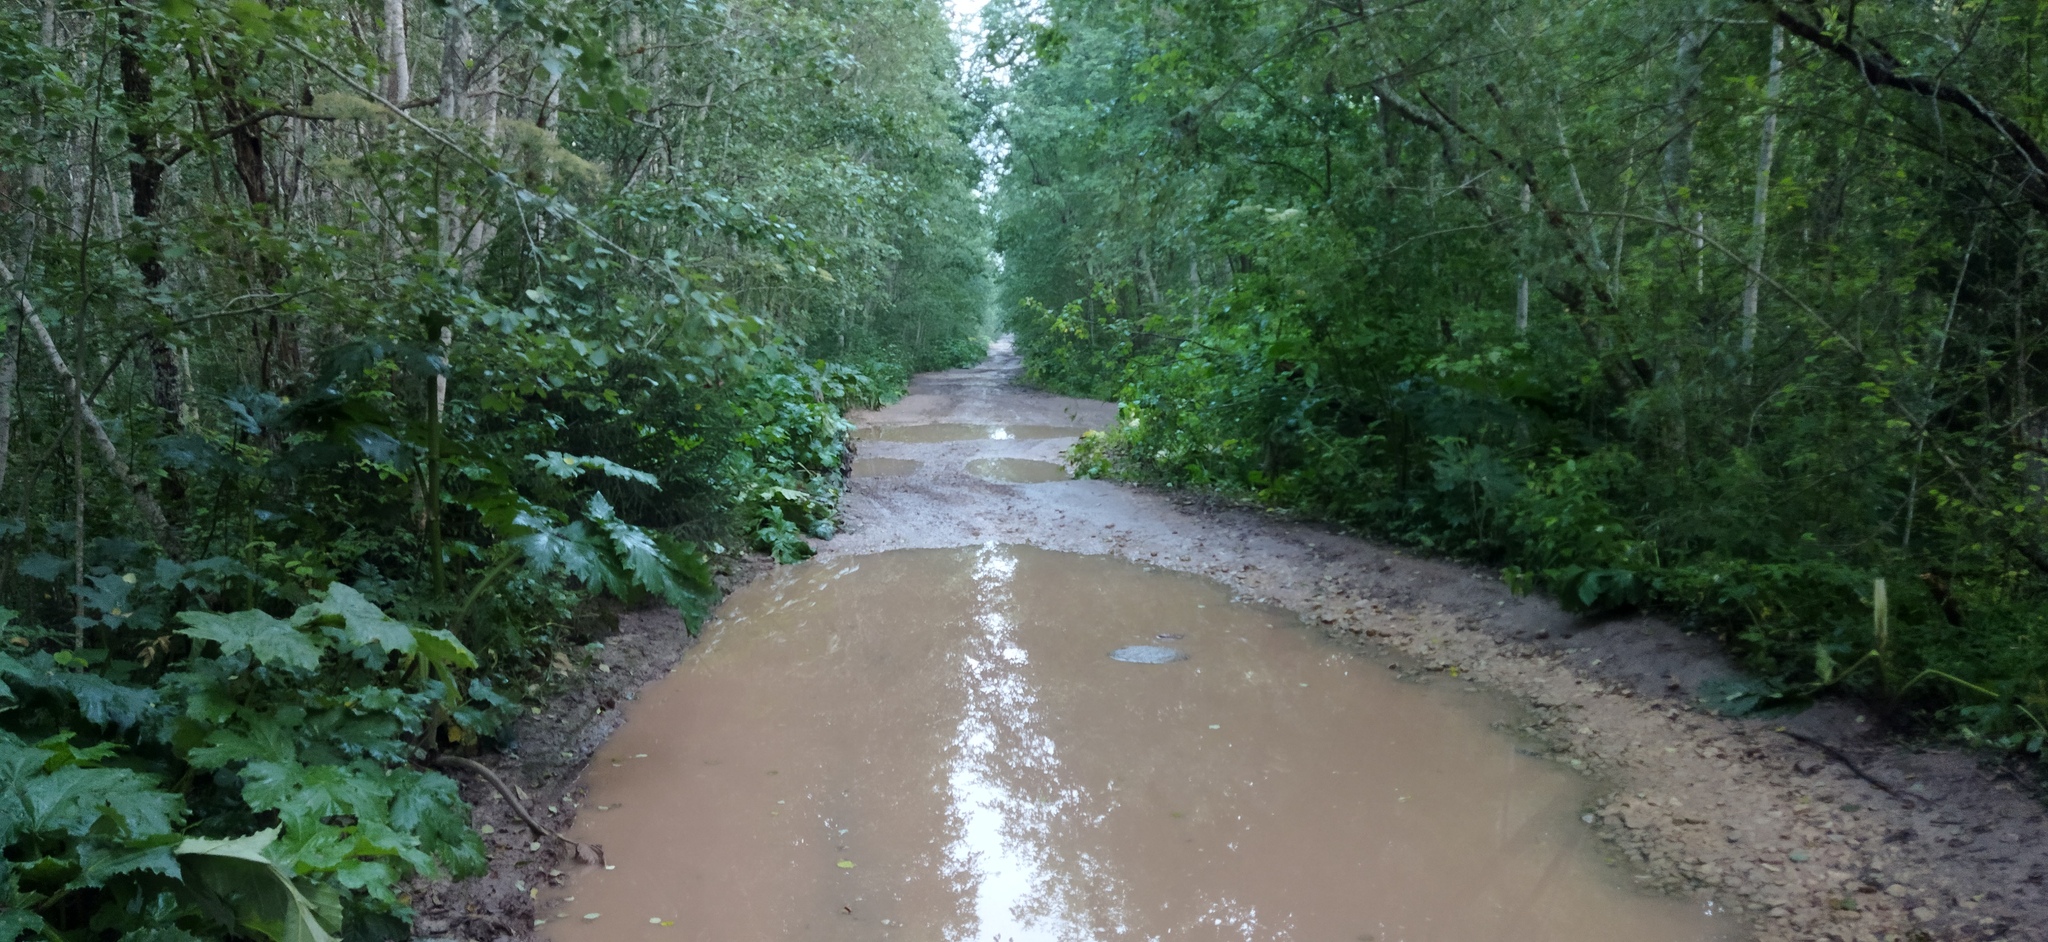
xmin=1756 ymin=1 xmax=2048 ymax=214
xmin=0 ymin=259 xmax=179 ymax=556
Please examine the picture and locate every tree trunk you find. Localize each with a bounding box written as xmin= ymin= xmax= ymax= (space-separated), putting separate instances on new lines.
xmin=1516 ymin=183 xmax=1532 ymax=333
xmin=1741 ymin=26 xmax=1785 ymax=354
xmin=383 ymin=0 xmax=411 ymax=104
xmin=1661 ymin=5 xmax=1708 ymax=217
xmin=118 ymin=1 xmax=186 ymax=430
xmin=0 ymin=314 xmax=16 ymax=497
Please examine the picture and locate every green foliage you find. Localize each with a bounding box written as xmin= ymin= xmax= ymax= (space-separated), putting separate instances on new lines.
xmin=989 ymin=0 xmax=2048 ymax=758
xmin=0 ymin=0 xmax=984 ymax=936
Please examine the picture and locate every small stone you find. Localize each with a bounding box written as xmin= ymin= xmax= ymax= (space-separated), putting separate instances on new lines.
xmin=650 ymin=918 xmax=663 ymax=924
xmin=529 ymin=841 xmax=542 ymax=851
xmin=1886 ymin=885 xmax=1907 ymax=898
xmin=1911 ymin=907 xmax=1935 ymax=922
xmin=583 ymin=913 xmax=601 ymax=921
xmin=1788 ymin=850 xmax=1811 ymax=862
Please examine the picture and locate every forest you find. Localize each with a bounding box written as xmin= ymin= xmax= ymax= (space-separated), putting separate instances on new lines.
xmin=0 ymin=0 xmax=986 ymax=937
xmin=8 ymin=0 xmax=2048 ymax=936
xmin=989 ymin=0 xmax=2048 ymax=761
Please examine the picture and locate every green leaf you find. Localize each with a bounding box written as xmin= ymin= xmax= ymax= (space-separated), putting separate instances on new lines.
xmin=178 ymin=610 xmax=325 ymax=672
xmin=312 ymin=583 xmax=415 ymax=656
xmin=0 ymin=652 xmax=157 ymax=729
xmin=176 ymin=829 xmax=339 ymax=942
xmin=409 ymin=626 xmax=478 ymax=671
xmin=526 ymin=451 xmax=660 ymax=487
xmin=186 ymin=722 xmax=298 ymax=770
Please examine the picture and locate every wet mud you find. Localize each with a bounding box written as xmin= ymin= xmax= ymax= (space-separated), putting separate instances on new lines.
xmin=514 ymin=337 xmax=2047 ymax=942
xmin=851 ymin=457 xmax=921 ymax=478
xmin=548 ymin=547 xmax=1725 ymax=941
xmin=964 ymin=456 xmax=1070 ymax=483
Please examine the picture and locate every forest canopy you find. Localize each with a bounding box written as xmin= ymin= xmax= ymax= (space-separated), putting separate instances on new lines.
xmin=0 ymin=0 xmax=986 ymax=937
xmin=986 ymin=0 xmax=2048 ymax=754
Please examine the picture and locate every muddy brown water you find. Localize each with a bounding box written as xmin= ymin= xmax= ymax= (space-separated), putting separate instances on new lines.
xmin=851 ymin=457 xmax=921 ymax=478
xmin=853 ymin=423 xmax=1092 ymax=443
xmin=549 ymin=546 xmax=1728 ymax=942
xmin=964 ymin=457 xmax=1070 ymax=484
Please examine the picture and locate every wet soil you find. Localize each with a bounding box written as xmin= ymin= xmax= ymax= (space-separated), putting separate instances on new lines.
xmin=550 ymin=547 xmax=1726 ymax=941
xmin=407 ymin=557 xmax=773 ymax=941
xmin=825 ymin=339 xmax=2048 ymax=942
xmin=851 ymin=457 xmax=921 ymax=478
xmin=430 ymin=338 xmax=2047 ymax=942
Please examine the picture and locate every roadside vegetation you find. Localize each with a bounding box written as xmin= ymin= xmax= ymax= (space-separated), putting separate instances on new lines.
xmin=0 ymin=0 xmax=986 ymax=937
xmin=985 ymin=0 xmax=2048 ymax=759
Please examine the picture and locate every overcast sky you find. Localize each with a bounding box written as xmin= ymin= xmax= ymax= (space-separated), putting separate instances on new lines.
xmin=947 ymin=0 xmax=990 ymax=70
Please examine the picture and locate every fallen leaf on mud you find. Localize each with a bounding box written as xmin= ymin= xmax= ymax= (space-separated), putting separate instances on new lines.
xmin=837 ymin=860 xmax=857 ymax=868
xmin=479 ymin=825 xmax=495 ymax=835
xmin=583 ymin=913 xmax=600 ymax=921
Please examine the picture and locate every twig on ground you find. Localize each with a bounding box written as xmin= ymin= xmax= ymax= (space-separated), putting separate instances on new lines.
xmin=432 ymin=755 xmax=607 ymax=866
xmin=1777 ymin=728 xmax=1932 ymax=805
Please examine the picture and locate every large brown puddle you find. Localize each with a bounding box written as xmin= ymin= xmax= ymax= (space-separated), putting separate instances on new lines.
xmin=548 ymin=546 xmax=1730 ymax=942
xmin=853 ymin=423 xmax=1091 ymax=442
xmin=965 ymin=457 xmax=1070 ymax=484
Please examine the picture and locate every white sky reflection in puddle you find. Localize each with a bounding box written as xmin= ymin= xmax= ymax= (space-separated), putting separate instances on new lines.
xmin=943 ymin=543 xmax=1268 ymax=942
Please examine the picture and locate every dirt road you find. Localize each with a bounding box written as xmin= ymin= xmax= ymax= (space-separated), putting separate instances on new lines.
xmin=423 ymin=340 xmax=2044 ymax=942
xmin=824 ymin=339 xmax=2046 ymax=942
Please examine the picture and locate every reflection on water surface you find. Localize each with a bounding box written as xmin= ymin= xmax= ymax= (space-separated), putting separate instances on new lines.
xmin=550 ymin=547 xmax=1730 ymax=942
xmin=965 ymin=457 xmax=1070 ymax=484
xmin=853 ymin=423 xmax=1091 ymax=442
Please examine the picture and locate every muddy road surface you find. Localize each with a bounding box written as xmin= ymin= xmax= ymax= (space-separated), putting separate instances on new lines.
xmin=541 ymin=340 xmax=2046 ymax=942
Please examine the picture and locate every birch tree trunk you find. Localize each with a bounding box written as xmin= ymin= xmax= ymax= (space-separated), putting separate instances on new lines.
xmin=0 ymin=316 xmax=16 ymax=497
xmin=1741 ymin=26 xmax=1786 ymax=354
xmin=383 ymin=0 xmax=411 ymax=104
xmin=1516 ymin=184 xmax=1532 ymax=333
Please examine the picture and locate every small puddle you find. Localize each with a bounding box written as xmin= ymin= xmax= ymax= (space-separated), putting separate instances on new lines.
xmin=850 ymin=457 xmax=920 ymax=478
xmin=965 ymin=457 xmax=1070 ymax=483
xmin=552 ymin=547 xmax=1730 ymax=942
xmin=853 ymin=423 xmax=1091 ymax=442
